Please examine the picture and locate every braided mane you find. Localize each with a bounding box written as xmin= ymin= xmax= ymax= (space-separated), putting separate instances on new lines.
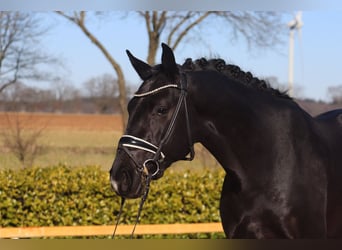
xmin=181 ymin=58 xmax=291 ymax=99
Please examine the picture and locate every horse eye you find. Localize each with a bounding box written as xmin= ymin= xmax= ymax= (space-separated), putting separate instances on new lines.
xmin=157 ymin=106 xmax=168 ymax=115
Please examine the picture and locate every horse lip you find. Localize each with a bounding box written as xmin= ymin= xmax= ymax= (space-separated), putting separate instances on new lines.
xmin=122 ymin=180 xmax=145 ymax=199
xmin=112 ymin=180 xmax=144 ymax=199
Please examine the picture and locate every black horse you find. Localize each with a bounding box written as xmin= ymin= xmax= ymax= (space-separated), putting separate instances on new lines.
xmin=110 ymin=43 xmax=342 ymax=238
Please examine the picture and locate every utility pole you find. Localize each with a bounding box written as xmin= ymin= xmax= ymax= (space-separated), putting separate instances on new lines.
xmin=287 ymin=12 xmax=303 ymax=97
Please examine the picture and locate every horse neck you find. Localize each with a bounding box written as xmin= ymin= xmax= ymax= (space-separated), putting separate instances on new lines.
xmin=187 ymin=71 xmax=274 ymax=174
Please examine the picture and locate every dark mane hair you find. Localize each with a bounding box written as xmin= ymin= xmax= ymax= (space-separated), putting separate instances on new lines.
xmin=181 ymin=57 xmax=291 ymax=99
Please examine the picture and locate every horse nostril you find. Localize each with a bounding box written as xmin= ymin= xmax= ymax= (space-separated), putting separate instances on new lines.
xmin=120 ymin=170 xmax=132 ymax=193
xmin=110 ymin=168 xmax=132 ymax=195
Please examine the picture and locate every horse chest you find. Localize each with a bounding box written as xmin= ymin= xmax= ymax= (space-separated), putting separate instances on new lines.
xmin=238 ymin=199 xmax=294 ymax=238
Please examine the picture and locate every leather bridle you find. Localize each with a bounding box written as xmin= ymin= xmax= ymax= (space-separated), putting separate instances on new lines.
xmin=112 ymin=73 xmax=195 ymax=239
xmin=117 ymin=72 xmax=195 ymax=178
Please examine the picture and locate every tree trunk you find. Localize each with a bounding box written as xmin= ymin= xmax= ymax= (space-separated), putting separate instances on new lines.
xmin=143 ymin=11 xmax=166 ymax=65
xmin=147 ymin=35 xmax=159 ymax=65
xmin=79 ymin=23 xmax=128 ymax=130
xmin=56 ymin=11 xmax=128 ymax=131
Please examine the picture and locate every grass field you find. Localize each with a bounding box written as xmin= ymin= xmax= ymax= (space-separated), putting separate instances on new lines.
xmin=0 ymin=112 xmax=123 ymax=170
xmin=0 ymin=112 xmax=219 ymax=171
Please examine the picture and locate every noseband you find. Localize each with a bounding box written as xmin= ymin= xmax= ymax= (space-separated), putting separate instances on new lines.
xmin=118 ymin=73 xmax=195 ymax=177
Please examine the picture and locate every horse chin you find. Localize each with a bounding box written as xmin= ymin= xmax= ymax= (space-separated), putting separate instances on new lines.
xmin=151 ymin=169 xmax=165 ymax=180
xmin=122 ymin=187 xmax=145 ymax=199
xmin=150 ymin=161 xmax=173 ymax=180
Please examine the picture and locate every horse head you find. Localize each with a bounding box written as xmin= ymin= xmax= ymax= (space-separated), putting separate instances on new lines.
xmin=109 ymin=43 xmax=194 ymax=199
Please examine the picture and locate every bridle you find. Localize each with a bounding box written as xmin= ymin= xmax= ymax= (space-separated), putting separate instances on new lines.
xmin=112 ymin=72 xmax=195 ymax=239
xmin=118 ymin=72 xmax=195 ymax=178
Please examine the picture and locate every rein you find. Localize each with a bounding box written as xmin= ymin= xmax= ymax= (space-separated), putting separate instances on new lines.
xmin=112 ymin=73 xmax=195 ymax=239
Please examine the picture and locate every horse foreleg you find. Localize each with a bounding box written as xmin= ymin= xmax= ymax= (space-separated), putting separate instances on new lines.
xmin=219 ymin=174 xmax=250 ymax=238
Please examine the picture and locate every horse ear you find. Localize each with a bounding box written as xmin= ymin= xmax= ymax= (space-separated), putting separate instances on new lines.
xmin=126 ymin=50 xmax=152 ymax=80
xmin=161 ymin=43 xmax=178 ymax=75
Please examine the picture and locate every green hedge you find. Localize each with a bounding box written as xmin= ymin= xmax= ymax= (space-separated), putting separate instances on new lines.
xmin=0 ymin=165 xmax=225 ymax=238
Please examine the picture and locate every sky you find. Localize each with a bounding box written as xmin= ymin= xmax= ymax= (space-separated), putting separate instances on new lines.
xmin=20 ymin=11 xmax=342 ymax=102
xmin=1 ymin=0 xmax=342 ymax=11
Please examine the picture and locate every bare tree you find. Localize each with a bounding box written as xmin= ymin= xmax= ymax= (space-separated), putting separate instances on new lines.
xmin=0 ymin=12 xmax=58 ymax=93
xmin=140 ymin=11 xmax=286 ymax=64
xmin=52 ymin=78 xmax=80 ymax=113
xmin=1 ymin=112 xmax=46 ymax=168
xmin=56 ymin=11 xmax=286 ymax=129
xmin=83 ymin=73 xmax=118 ymax=98
xmin=56 ymin=11 xmax=128 ymax=129
xmin=2 ymin=81 xmax=38 ymax=111
xmin=327 ymin=85 xmax=342 ymax=104
xmin=83 ymin=73 xmax=119 ymax=113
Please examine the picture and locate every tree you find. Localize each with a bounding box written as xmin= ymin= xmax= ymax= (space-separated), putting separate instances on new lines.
xmin=0 ymin=12 xmax=58 ymax=93
xmin=56 ymin=11 xmax=286 ymax=130
xmin=83 ymin=73 xmax=118 ymax=98
xmin=327 ymin=85 xmax=342 ymax=104
xmin=1 ymin=112 xmax=46 ymax=168
xmin=2 ymin=81 xmax=40 ymax=112
xmin=51 ymin=78 xmax=81 ymax=113
xmin=83 ymin=73 xmax=119 ymax=113
xmin=140 ymin=11 xmax=286 ymax=64
xmin=56 ymin=11 xmax=128 ymax=129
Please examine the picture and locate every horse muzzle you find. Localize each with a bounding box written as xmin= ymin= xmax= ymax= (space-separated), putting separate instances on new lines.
xmin=110 ymin=156 xmax=146 ymax=199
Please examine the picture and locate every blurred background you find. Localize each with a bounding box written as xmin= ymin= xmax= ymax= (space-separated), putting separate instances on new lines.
xmin=0 ymin=11 xmax=341 ymax=169
xmin=1 ymin=9 xmax=342 ymax=239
